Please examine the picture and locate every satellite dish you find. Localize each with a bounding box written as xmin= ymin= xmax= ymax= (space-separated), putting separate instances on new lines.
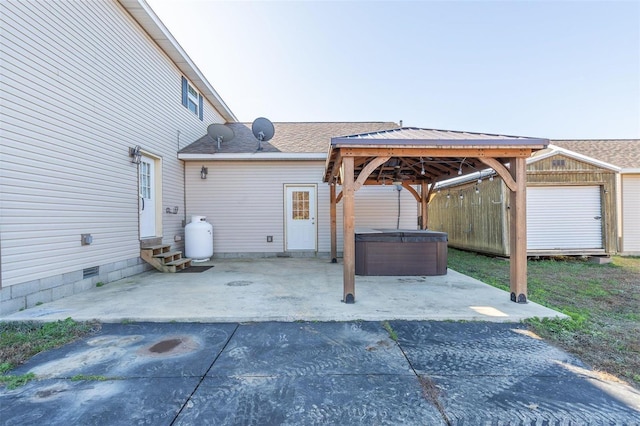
xmin=251 ymin=117 xmax=275 ymax=151
xmin=207 ymin=123 xmax=235 ymax=150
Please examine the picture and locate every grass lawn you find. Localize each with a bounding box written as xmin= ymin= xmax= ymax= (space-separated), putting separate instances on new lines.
xmin=0 ymin=318 xmax=100 ymax=389
xmin=448 ymin=248 xmax=640 ymax=389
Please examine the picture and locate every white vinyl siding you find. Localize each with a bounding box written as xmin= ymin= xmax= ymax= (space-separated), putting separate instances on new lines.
xmin=622 ymin=175 xmax=640 ymax=253
xmin=527 ymin=186 xmax=603 ymax=250
xmin=0 ymin=1 xmax=225 ymax=287
xmin=185 ymin=161 xmax=417 ymax=254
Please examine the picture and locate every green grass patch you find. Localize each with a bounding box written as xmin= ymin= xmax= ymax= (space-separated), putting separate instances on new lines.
xmin=382 ymin=321 xmax=398 ymax=342
xmin=448 ymin=248 xmax=640 ymax=389
xmin=0 ymin=372 xmax=36 ymax=390
xmin=0 ymin=318 xmax=100 ymax=386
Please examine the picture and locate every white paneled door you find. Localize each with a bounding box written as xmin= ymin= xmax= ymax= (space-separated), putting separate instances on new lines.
xmin=139 ymin=155 xmax=156 ymax=238
xmin=527 ymin=186 xmax=603 ymax=250
xmin=285 ymin=185 xmax=317 ymax=251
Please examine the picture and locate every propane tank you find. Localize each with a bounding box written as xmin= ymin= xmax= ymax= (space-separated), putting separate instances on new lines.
xmin=185 ymin=215 xmax=213 ymax=262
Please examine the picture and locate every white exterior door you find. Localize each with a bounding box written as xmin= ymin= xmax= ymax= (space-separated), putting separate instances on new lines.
xmin=622 ymin=175 xmax=640 ymax=253
xmin=285 ymin=185 xmax=317 ymax=251
xmin=139 ymin=155 xmax=156 ymax=238
xmin=527 ymin=186 xmax=603 ymax=250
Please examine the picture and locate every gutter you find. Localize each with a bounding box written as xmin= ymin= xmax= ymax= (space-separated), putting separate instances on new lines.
xmin=178 ymin=153 xmax=327 ymax=161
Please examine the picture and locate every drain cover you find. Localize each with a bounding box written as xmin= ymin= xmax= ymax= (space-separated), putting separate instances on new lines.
xmin=226 ymin=280 xmax=252 ymax=287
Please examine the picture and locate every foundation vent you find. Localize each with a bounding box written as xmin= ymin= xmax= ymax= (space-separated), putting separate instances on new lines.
xmin=83 ymin=266 xmax=99 ymax=279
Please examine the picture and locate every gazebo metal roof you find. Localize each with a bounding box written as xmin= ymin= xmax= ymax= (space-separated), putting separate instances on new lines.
xmin=324 ymin=127 xmax=548 ymax=186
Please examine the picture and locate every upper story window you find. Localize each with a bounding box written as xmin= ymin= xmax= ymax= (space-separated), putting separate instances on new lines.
xmin=181 ymin=76 xmax=203 ymax=121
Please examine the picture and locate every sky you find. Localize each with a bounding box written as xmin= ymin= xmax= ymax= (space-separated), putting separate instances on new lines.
xmin=145 ymin=0 xmax=640 ymax=139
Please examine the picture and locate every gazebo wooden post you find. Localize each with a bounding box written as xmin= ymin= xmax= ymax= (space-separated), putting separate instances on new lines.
xmin=342 ymin=156 xmax=356 ymax=303
xmin=420 ymin=181 xmax=429 ymax=229
xmin=330 ymin=182 xmax=337 ymax=263
xmin=509 ymin=157 xmax=528 ymax=303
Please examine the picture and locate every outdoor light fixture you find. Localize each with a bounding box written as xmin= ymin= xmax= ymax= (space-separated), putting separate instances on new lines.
xmin=458 ymin=157 xmax=467 ymax=175
xmin=200 ymin=166 xmax=208 ymax=179
xmin=475 ymin=185 xmax=480 ymax=194
xmin=129 ymin=146 xmax=141 ymax=164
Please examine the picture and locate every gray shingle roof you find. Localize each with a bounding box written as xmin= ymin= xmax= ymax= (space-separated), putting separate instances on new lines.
xmin=550 ymin=140 xmax=640 ymax=170
xmin=179 ymin=122 xmax=400 ymax=154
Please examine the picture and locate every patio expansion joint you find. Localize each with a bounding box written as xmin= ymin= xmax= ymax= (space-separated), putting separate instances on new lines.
xmin=170 ymin=323 xmax=240 ymax=425
xmin=394 ymin=339 xmax=452 ymax=426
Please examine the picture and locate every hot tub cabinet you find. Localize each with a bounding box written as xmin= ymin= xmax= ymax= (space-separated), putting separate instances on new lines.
xmin=355 ymin=230 xmax=448 ymax=276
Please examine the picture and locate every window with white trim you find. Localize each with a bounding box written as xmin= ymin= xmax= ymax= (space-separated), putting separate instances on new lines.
xmin=181 ymin=76 xmax=203 ymax=120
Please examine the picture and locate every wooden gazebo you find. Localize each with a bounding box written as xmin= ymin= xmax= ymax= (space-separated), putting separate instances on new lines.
xmin=323 ymin=128 xmax=548 ymax=304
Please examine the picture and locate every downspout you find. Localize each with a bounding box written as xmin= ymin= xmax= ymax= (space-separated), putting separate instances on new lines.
xmin=178 ymin=130 xmax=187 ymax=229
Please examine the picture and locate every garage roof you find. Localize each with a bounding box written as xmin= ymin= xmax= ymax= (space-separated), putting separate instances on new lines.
xmin=550 ymin=140 xmax=640 ymax=171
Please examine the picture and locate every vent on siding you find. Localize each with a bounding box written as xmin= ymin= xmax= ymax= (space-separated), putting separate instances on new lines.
xmin=552 ymin=159 xmax=566 ymax=167
xmin=83 ymin=266 xmax=99 ymax=279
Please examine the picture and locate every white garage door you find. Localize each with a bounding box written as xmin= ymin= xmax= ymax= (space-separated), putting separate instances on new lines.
xmin=527 ymin=186 xmax=603 ymax=250
xmin=622 ymin=175 xmax=640 ymax=252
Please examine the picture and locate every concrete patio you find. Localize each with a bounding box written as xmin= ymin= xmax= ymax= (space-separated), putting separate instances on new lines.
xmin=1 ymin=257 xmax=565 ymax=323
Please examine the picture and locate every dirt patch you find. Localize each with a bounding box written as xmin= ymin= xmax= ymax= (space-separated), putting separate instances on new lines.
xmin=137 ymin=335 xmax=199 ymax=358
xmin=418 ymin=375 xmax=449 ymax=424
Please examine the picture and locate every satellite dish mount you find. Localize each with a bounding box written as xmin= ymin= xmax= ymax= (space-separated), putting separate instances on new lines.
xmin=252 ymin=117 xmax=275 ymax=151
xmin=207 ymin=123 xmax=235 ymax=150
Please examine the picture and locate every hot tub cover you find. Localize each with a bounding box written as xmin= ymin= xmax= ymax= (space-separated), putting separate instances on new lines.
xmin=355 ymin=229 xmax=448 ymax=243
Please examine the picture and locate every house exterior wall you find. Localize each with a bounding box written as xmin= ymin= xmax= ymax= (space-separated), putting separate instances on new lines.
xmin=427 ymin=153 xmax=618 ymax=256
xmin=0 ymin=0 xmax=226 ymax=314
xmin=184 ymin=161 xmax=418 ymax=256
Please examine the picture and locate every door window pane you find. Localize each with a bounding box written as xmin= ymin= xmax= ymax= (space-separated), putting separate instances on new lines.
xmin=140 ymin=161 xmax=151 ymax=199
xmin=292 ymin=191 xmax=309 ymax=220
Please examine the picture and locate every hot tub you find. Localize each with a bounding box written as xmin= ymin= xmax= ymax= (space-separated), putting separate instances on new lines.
xmin=355 ymin=229 xmax=448 ymax=276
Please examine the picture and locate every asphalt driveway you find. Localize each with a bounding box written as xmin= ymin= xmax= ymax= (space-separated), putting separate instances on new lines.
xmin=1 ymin=321 xmax=639 ymax=425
